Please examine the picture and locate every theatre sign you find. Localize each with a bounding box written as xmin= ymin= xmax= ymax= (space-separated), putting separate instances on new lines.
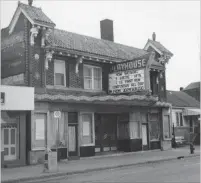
xmin=108 ymin=53 xmax=150 ymax=94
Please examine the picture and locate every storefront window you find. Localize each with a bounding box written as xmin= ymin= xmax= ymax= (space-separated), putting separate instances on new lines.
xmin=33 ymin=113 xmax=46 ymax=149
xmin=149 ymin=113 xmax=160 ymax=141
xmin=118 ymin=122 xmax=129 ymax=139
xmin=81 ymin=113 xmax=94 ymax=145
xmin=129 ymin=122 xmax=140 ymax=139
xmin=163 ymin=115 xmax=171 ymax=139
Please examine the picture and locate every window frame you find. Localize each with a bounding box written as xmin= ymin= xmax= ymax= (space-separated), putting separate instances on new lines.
xmin=54 ymin=59 xmax=66 ymax=87
xmin=175 ymin=112 xmax=183 ymax=127
xmin=79 ymin=112 xmax=95 ymax=146
xmin=83 ymin=65 xmax=102 ymax=91
xmin=32 ymin=112 xmax=48 ymax=151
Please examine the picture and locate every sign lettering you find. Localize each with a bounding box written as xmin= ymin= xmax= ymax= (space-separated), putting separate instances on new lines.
xmin=109 ymin=69 xmax=145 ymax=94
xmin=110 ymin=53 xmax=150 ymax=73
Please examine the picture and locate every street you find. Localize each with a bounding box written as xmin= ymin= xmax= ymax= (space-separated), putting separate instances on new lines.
xmin=38 ymin=156 xmax=200 ymax=183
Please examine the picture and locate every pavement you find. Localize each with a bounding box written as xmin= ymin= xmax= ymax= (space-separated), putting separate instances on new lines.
xmin=1 ymin=145 xmax=200 ymax=183
xmin=45 ymin=156 xmax=200 ymax=183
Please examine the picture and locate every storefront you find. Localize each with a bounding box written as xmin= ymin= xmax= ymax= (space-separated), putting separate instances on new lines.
xmin=1 ymin=85 xmax=34 ymax=168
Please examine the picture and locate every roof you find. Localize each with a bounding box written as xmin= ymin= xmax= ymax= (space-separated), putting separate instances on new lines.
xmin=184 ymin=82 xmax=200 ymax=90
xmin=1 ymin=31 xmax=24 ymax=49
xmin=18 ymin=3 xmax=55 ymax=26
xmin=166 ymin=90 xmax=200 ymax=108
xmin=146 ymin=39 xmax=173 ymax=56
xmin=8 ymin=3 xmax=55 ymax=34
xmin=47 ymin=29 xmax=148 ymax=60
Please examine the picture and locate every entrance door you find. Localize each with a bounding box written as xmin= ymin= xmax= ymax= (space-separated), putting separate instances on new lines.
xmin=3 ymin=128 xmax=17 ymax=161
xmin=68 ymin=112 xmax=78 ymax=158
xmin=142 ymin=124 xmax=148 ymax=150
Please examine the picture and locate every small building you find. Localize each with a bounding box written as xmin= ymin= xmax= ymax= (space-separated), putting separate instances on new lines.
xmin=1 ymin=85 xmax=34 ymax=168
xmin=182 ymin=82 xmax=200 ymax=102
xmin=166 ymin=90 xmax=200 ymax=144
xmin=1 ymin=2 xmax=174 ymax=166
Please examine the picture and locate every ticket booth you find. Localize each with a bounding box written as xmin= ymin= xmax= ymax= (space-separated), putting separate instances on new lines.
xmin=1 ymin=85 xmax=34 ymax=168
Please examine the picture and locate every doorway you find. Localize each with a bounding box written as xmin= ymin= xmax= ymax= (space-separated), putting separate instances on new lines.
xmin=3 ymin=127 xmax=17 ymax=161
xmin=95 ymin=114 xmax=117 ymax=152
xmin=68 ymin=112 xmax=79 ymax=158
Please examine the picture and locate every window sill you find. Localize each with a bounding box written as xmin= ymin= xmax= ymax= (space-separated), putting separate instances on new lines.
xmin=81 ymin=143 xmax=95 ymax=147
xmin=163 ymin=138 xmax=172 ymax=141
xmin=31 ymin=147 xmax=46 ymax=151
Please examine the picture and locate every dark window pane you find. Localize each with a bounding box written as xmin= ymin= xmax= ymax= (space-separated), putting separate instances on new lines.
xmin=4 ymin=129 xmax=9 ymax=145
xmin=11 ymin=129 xmax=16 ymax=144
xmin=4 ymin=148 xmax=9 ymax=155
xmin=55 ymin=73 xmax=64 ymax=86
xmin=11 ymin=147 xmax=15 ymax=155
xmin=180 ymin=113 xmax=183 ymax=126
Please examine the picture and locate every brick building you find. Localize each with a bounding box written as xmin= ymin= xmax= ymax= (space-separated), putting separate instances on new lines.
xmin=1 ymin=2 xmax=173 ymax=166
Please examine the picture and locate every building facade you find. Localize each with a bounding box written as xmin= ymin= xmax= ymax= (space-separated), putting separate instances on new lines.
xmin=1 ymin=2 xmax=173 ymax=166
xmin=166 ymin=90 xmax=200 ymax=144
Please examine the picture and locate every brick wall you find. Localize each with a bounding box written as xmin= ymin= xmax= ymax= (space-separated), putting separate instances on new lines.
xmin=46 ymin=57 xmax=110 ymax=91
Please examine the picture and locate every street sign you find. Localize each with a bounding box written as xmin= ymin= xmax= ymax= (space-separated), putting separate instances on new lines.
xmin=54 ymin=111 xmax=61 ymax=118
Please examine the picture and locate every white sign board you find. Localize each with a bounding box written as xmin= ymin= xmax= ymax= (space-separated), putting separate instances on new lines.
xmin=109 ymin=69 xmax=145 ymax=94
xmin=1 ymin=85 xmax=34 ymax=111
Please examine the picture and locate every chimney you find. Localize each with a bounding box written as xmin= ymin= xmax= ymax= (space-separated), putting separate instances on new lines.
xmin=152 ymin=32 xmax=156 ymax=41
xmin=100 ymin=19 xmax=114 ymax=42
xmin=180 ymin=87 xmax=184 ymax=91
xmin=28 ymin=0 xmax=33 ymax=6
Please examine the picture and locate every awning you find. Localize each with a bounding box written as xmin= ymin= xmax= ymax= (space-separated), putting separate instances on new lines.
xmin=35 ymin=93 xmax=158 ymax=106
xmin=183 ymin=108 xmax=200 ymax=116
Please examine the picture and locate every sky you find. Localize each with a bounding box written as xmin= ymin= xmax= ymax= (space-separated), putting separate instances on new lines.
xmin=1 ymin=0 xmax=200 ymax=91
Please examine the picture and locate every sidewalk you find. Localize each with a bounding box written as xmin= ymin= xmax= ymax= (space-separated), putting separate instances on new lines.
xmin=1 ymin=146 xmax=200 ymax=183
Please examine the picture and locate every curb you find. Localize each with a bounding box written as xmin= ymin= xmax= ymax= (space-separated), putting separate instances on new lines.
xmin=2 ymin=154 xmax=199 ymax=183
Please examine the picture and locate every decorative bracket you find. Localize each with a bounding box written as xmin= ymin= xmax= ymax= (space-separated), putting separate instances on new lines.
xmin=30 ymin=26 xmax=39 ymax=46
xmin=41 ymin=28 xmax=52 ymax=47
xmin=45 ymin=50 xmax=54 ymax=70
xmin=158 ymin=54 xmax=171 ymax=64
xmin=75 ymin=56 xmax=83 ymax=74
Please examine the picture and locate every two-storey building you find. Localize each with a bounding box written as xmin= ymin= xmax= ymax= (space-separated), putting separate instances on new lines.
xmin=1 ymin=2 xmax=173 ymax=166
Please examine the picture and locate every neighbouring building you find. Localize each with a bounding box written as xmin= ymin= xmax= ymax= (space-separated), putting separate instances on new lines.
xmin=182 ymin=82 xmax=200 ymax=102
xmin=1 ymin=85 xmax=34 ymax=168
xmin=166 ymin=90 xmax=200 ymax=144
xmin=1 ymin=2 xmax=174 ymax=166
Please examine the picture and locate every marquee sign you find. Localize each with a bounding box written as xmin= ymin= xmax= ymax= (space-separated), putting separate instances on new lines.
xmin=109 ymin=54 xmax=150 ymax=94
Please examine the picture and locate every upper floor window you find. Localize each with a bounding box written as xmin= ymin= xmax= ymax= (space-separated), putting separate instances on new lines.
xmin=83 ymin=65 xmax=102 ymax=90
xmin=176 ymin=112 xmax=183 ymax=127
xmin=54 ymin=60 xmax=66 ymax=86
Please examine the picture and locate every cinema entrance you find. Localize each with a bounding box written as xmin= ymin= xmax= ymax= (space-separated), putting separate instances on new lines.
xmin=95 ymin=114 xmax=118 ymax=153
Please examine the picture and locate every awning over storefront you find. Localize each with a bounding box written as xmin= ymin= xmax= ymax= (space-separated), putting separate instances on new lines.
xmin=183 ymin=108 xmax=200 ymax=116
xmin=35 ymin=93 xmax=159 ymax=106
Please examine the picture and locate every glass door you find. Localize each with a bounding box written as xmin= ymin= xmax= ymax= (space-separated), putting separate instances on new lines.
xmin=3 ymin=128 xmax=17 ymax=161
